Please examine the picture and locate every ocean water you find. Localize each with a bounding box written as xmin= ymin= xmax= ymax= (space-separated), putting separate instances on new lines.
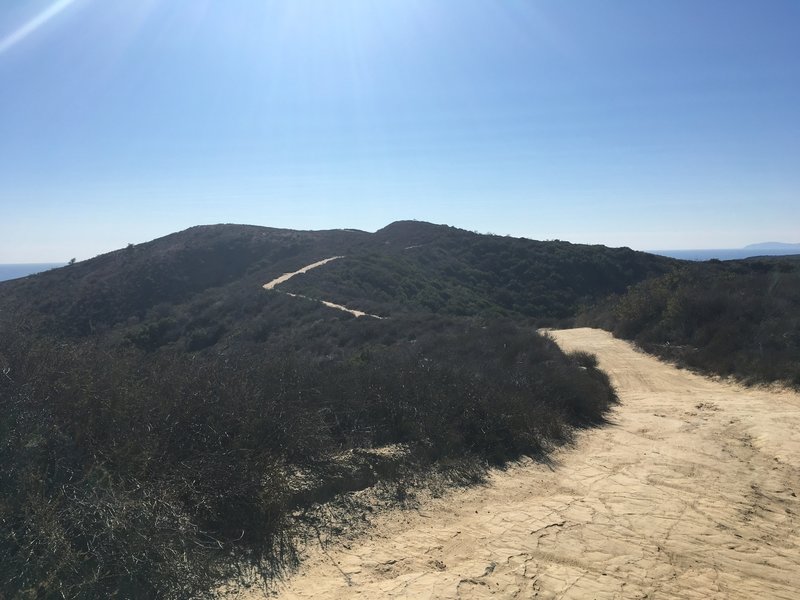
xmin=648 ymin=249 xmax=800 ymax=261
xmin=0 ymin=263 xmax=65 ymax=282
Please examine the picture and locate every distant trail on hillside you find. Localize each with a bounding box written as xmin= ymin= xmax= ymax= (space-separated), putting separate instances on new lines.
xmin=244 ymin=328 xmax=800 ymax=600
xmin=263 ymin=256 xmax=383 ymax=319
xmin=262 ymin=257 xmax=344 ymax=290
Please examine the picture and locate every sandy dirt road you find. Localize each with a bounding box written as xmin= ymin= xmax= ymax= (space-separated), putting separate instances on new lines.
xmin=264 ymin=328 xmax=800 ymax=599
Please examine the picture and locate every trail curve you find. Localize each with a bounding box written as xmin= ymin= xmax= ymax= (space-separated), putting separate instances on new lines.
xmin=262 ymin=257 xmax=382 ymax=319
xmin=240 ymin=328 xmax=800 ymax=599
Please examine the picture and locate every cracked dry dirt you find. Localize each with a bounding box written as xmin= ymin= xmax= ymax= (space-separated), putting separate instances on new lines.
xmin=264 ymin=328 xmax=800 ymax=599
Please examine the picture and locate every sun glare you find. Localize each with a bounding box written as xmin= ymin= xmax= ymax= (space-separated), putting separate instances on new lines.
xmin=0 ymin=0 xmax=80 ymax=55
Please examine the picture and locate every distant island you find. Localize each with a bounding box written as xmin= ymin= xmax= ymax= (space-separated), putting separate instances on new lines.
xmin=745 ymin=242 xmax=800 ymax=250
xmin=652 ymin=244 xmax=800 ymax=261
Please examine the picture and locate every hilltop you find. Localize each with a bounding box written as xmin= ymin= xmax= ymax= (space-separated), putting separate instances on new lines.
xmin=0 ymin=220 xmax=675 ymax=353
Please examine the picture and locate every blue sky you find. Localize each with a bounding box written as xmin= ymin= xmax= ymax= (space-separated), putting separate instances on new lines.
xmin=1 ymin=0 xmax=798 ymax=261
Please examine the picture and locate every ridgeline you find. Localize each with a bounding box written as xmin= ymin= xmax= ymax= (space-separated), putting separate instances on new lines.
xmin=2 ymin=220 xmax=798 ymax=598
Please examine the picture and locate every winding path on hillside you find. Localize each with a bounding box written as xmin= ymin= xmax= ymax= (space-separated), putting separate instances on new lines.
xmin=263 ymin=257 xmax=345 ymax=290
xmin=262 ymin=257 xmax=383 ymax=319
xmin=250 ymin=328 xmax=800 ymax=599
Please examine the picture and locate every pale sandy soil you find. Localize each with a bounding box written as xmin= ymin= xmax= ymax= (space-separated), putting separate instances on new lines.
xmin=262 ymin=257 xmax=344 ymax=290
xmin=262 ymin=257 xmax=382 ymax=318
xmin=285 ymin=293 xmax=383 ymax=319
xmin=245 ymin=327 xmax=800 ymax=599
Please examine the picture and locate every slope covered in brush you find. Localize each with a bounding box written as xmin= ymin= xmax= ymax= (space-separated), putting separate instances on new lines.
xmin=0 ymin=224 xmax=369 ymax=338
xmin=581 ymin=256 xmax=800 ymax=387
xmin=0 ymin=221 xmax=674 ymax=354
xmin=282 ymin=221 xmax=677 ymax=322
xmin=1 ymin=317 xmax=616 ymax=599
xmin=0 ymin=220 xmax=639 ymax=599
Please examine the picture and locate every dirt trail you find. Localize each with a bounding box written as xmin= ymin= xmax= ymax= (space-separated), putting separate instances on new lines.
xmin=262 ymin=257 xmax=344 ymax=290
xmin=258 ymin=328 xmax=800 ymax=599
xmin=262 ymin=257 xmax=382 ymax=319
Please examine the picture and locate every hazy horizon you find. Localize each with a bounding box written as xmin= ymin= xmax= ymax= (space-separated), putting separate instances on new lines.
xmin=0 ymin=221 xmax=798 ymax=267
xmin=1 ymin=1 xmax=799 ymax=262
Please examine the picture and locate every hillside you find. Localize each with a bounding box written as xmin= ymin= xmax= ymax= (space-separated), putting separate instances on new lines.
xmin=580 ymin=256 xmax=800 ymax=387
xmin=1 ymin=221 xmax=670 ymax=599
xmin=0 ymin=221 xmax=675 ymax=354
xmin=282 ymin=221 xmax=676 ymax=321
xmin=0 ymin=224 xmax=369 ymax=339
xmin=4 ymin=221 xmax=798 ymax=598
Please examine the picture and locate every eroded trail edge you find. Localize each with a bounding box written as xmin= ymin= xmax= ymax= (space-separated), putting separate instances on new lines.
xmin=256 ymin=328 xmax=800 ymax=599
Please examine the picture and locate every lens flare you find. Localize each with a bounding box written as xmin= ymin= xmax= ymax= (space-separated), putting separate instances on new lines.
xmin=0 ymin=0 xmax=79 ymax=55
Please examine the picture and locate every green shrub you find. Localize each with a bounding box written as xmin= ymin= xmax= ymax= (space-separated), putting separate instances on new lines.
xmin=0 ymin=319 xmax=616 ymax=598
